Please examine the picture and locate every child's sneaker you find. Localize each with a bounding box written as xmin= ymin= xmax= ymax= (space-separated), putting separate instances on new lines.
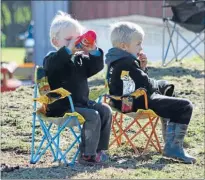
xmin=95 ymin=151 xmax=109 ymax=163
xmin=78 ymin=152 xmax=109 ymax=166
xmin=78 ymin=154 xmax=97 ymax=166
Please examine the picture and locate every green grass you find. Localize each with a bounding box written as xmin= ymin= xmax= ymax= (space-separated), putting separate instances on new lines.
xmin=1 ymin=48 xmax=25 ymax=64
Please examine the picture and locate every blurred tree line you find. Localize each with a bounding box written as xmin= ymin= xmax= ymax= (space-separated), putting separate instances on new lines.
xmin=1 ymin=0 xmax=32 ymax=47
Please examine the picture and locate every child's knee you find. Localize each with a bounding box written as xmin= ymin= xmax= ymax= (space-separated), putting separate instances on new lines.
xmin=92 ymin=111 xmax=101 ymax=121
xmin=187 ymin=100 xmax=193 ymax=112
xmin=102 ymin=103 xmax=112 ymax=118
xmin=89 ymin=111 xmax=102 ymax=130
xmin=86 ymin=110 xmax=101 ymax=124
xmin=183 ymin=99 xmax=193 ymax=112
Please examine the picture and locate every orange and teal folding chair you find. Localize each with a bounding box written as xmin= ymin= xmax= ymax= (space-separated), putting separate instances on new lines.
xmin=30 ymin=66 xmax=85 ymax=166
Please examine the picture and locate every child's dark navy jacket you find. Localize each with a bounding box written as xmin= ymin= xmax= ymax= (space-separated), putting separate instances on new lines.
xmin=43 ymin=47 xmax=104 ymax=116
xmin=105 ymin=47 xmax=158 ymax=110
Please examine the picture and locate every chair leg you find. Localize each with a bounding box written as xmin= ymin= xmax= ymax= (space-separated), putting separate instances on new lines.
xmin=30 ymin=104 xmax=82 ymax=166
xmin=110 ymin=116 xmax=140 ymax=155
xmin=60 ymin=133 xmax=80 ymax=163
xmin=175 ymin=28 xmax=204 ymax=60
xmin=31 ymin=84 xmax=38 ymax=164
xmin=119 ymin=113 xmax=123 ymax=145
xmin=142 ymin=117 xmax=161 ymax=155
xmin=112 ymin=121 xmax=120 ymax=146
xmin=162 ymin=21 xmax=177 ymax=66
xmin=123 ymin=114 xmax=162 ymax=155
xmin=163 ymin=21 xmax=204 ymax=66
xmin=55 ymin=125 xmax=61 ymax=162
xmin=36 ymin=123 xmax=57 ymax=161
xmin=39 ymin=120 xmax=68 ymax=165
xmin=110 ymin=112 xmax=121 ymax=146
xmin=66 ymin=139 xmax=81 ymax=164
xmin=34 ymin=118 xmax=76 ymax=165
xmin=31 ymin=117 xmax=56 ymax=164
xmin=151 ymin=117 xmax=162 ymax=153
xmin=166 ymin=23 xmax=178 ymax=61
xmin=30 ymin=112 xmax=37 ymax=164
xmin=69 ymin=147 xmax=80 ymax=167
xmin=71 ymin=122 xmax=82 ymax=165
xmin=109 ymin=111 xmax=162 ymax=155
xmin=128 ymin=117 xmax=159 ymax=151
xmin=110 ymin=112 xmax=125 ymax=147
xmin=60 ymin=120 xmax=82 ymax=165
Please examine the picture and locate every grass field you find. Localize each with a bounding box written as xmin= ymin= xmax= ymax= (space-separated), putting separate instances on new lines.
xmin=1 ymin=48 xmax=205 ymax=179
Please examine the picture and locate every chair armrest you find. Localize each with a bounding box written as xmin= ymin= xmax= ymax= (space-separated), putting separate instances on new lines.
xmin=130 ymin=88 xmax=148 ymax=109
xmin=108 ymin=88 xmax=149 ymax=110
xmin=33 ymin=87 xmax=75 ymax=114
xmin=67 ymin=96 xmax=75 ymax=112
xmin=102 ymin=77 xmax=149 ymax=109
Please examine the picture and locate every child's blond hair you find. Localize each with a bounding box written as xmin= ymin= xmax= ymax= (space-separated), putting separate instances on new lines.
xmin=110 ymin=21 xmax=145 ymax=47
xmin=50 ymin=11 xmax=84 ymax=48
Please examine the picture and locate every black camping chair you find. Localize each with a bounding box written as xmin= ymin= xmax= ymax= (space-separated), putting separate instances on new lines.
xmin=162 ymin=0 xmax=205 ymax=66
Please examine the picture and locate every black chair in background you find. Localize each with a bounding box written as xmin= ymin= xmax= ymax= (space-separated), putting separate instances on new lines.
xmin=162 ymin=0 xmax=205 ymax=66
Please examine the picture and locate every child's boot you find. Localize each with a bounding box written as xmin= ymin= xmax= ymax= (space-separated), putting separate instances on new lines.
xmin=163 ymin=123 xmax=196 ymax=164
xmin=163 ymin=122 xmax=175 ymax=153
xmin=160 ymin=118 xmax=169 ymax=143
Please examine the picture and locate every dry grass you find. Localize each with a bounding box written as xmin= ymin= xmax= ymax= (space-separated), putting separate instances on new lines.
xmin=1 ymin=57 xmax=204 ymax=179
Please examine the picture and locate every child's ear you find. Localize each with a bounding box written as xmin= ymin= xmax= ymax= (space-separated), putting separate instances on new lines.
xmin=121 ymin=43 xmax=128 ymax=51
xmin=52 ymin=38 xmax=58 ymax=47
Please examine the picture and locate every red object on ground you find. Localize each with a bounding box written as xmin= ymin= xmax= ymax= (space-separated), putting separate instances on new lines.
xmin=1 ymin=62 xmax=22 ymax=92
xmin=75 ymin=30 xmax=97 ymax=47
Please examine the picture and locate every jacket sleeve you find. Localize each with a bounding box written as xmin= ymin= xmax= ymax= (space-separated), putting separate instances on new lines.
xmin=143 ymin=67 xmax=149 ymax=74
xmin=137 ymin=59 xmax=149 ymax=74
xmin=81 ymin=48 xmax=104 ymax=78
xmin=129 ymin=61 xmax=156 ymax=94
xmin=43 ymin=46 xmax=73 ymax=75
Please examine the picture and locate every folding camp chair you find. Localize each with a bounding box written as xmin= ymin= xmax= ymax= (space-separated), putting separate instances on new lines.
xmin=100 ymin=78 xmax=162 ymax=155
xmin=162 ymin=0 xmax=205 ymax=66
xmin=30 ymin=66 xmax=85 ymax=166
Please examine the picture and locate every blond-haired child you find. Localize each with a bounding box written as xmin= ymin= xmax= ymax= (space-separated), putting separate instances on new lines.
xmin=105 ymin=21 xmax=196 ymax=164
xmin=44 ymin=11 xmax=112 ymax=165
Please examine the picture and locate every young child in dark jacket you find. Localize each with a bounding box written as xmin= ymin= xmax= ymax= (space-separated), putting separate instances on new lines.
xmin=43 ymin=11 xmax=112 ymax=165
xmin=105 ymin=21 xmax=196 ymax=164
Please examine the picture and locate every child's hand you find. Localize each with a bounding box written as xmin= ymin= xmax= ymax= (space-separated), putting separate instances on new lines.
xmin=67 ymin=37 xmax=80 ymax=53
xmin=137 ymin=53 xmax=147 ymax=70
xmin=75 ymin=30 xmax=97 ymax=54
xmin=81 ymin=42 xmax=97 ymax=53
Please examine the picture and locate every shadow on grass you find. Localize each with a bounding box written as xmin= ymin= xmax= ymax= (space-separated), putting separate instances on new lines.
xmin=1 ymin=161 xmax=108 ymax=179
xmin=108 ymin=152 xmax=180 ymax=171
xmin=133 ymin=157 xmax=179 ymax=170
xmin=148 ymin=66 xmax=204 ymax=79
xmin=87 ymin=66 xmax=204 ymax=89
xmin=1 ymin=152 xmax=180 ymax=179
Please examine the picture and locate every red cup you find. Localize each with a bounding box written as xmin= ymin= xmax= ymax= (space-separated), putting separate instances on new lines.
xmin=75 ymin=30 xmax=96 ymax=48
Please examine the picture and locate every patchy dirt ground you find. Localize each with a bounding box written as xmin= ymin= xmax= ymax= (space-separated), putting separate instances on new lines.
xmin=1 ymin=59 xmax=205 ymax=179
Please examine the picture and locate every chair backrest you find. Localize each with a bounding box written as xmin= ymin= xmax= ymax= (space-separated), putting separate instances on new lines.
xmin=165 ymin=0 xmax=205 ymax=33
xmin=171 ymin=0 xmax=205 ymax=23
xmin=34 ymin=66 xmax=51 ymax=96
xmin=165 ymin=0 xmax=185 ymax=7
xmin=33 ymin=66 xmax=73 ymax=116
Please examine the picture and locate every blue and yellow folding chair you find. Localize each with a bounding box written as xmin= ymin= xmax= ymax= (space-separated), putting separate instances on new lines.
xmin=30 ymin=66 xmax=85 ymax=166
